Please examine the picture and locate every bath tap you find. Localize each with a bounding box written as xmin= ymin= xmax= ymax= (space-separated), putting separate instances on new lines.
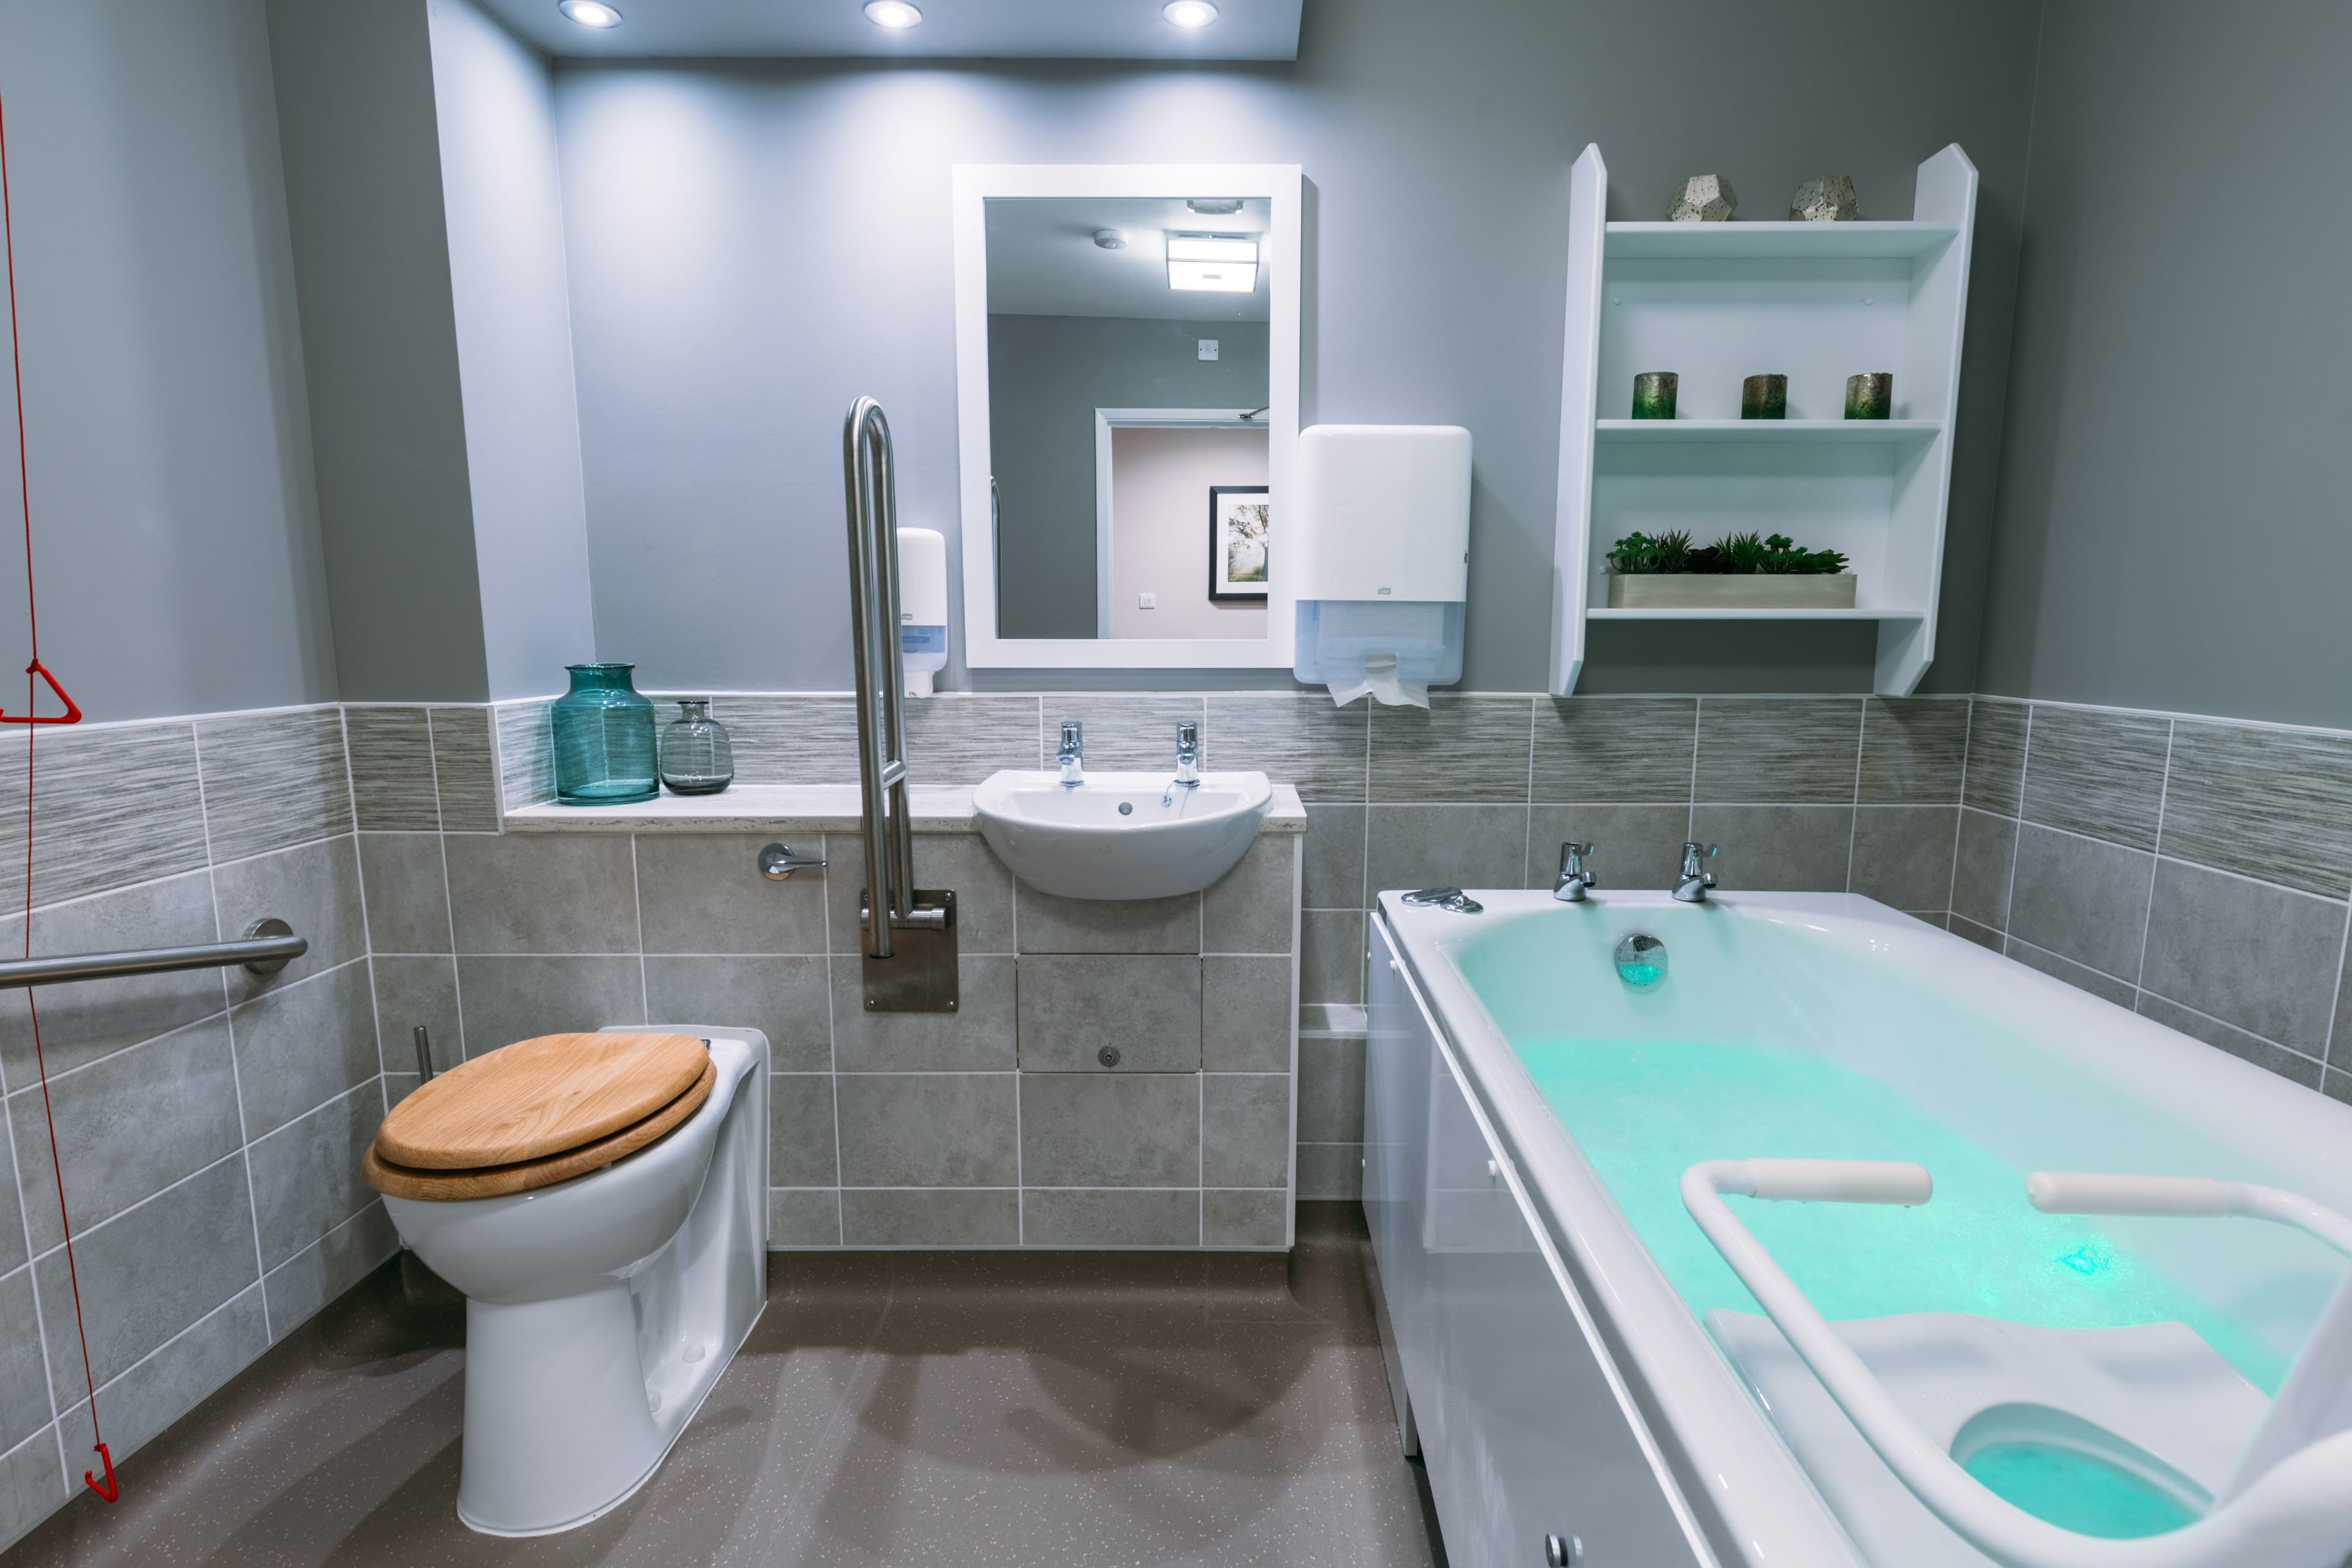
xmin=1162 ymin=721 xmax=1200 ymax=807
xmin=1057 ymin=720 xmax=1084 ymax=787
xmin=1673 ymin=842 xmax=1718 ymax=902
xmin=1553 ymin=841 xmax=1597 ymax=902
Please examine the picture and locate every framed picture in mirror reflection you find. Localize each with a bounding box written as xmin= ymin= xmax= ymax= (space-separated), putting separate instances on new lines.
xmin=1210 ymin=485 xmax=1270 ymax=601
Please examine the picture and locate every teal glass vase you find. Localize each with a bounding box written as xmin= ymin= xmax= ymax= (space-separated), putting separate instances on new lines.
xmin=552 ymin=663 xmax=658 ymax=805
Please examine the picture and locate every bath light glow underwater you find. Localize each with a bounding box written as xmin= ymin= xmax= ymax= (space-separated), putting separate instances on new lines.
xmin=1164 ymin=1 xmax=1219 ymax=28
xmin=557 ymin=0 xmax=622 ymax=27
xmin=864 ymin=1 xmax=924 ymax=28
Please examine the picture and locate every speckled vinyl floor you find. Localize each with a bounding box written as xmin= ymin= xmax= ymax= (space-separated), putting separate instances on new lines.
xmin=4 ymin=1203 xmax=1444 ymax=1567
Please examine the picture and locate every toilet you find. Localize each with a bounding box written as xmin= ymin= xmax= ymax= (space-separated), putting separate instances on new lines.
xmin=366 ymin=1024 xmax=770 ymax=1536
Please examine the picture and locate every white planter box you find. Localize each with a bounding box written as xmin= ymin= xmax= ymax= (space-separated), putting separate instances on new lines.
xmin=1606 ymin=573 xmax=1858 ymax=610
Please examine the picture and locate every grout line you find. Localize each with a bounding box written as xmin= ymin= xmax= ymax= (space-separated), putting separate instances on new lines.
xmin=1945 ymin=698 xmax=1976 ymax=916
xmin=339 ymin=709 xmax=391 ymax=1091
xmin=2132 ymin=722 xmax=2176 ymax=992
xmin=190 ymin=723 xmax=271 ymax=1343
xmin=4 ymin=1009 xmax=234 ymax=1095
xmin=0 ymin=1102 xmax=67 ymax=1496
xmin=820 ymin=834 xmax=843 ymax=1245
xmin=1686 ymin=698 xmax=1702 ymax=839
xmin=1844 ymin=700 xmax=1867 ymax=892
xmin=1997 ymin=704 xmax=2035 ymax=945
xmin=629 ymin=834 xmax=649 ymax=1025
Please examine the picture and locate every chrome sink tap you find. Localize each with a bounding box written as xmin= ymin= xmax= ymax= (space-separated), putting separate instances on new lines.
xmin=1163 ymin=721 xmax=1201 ymax=807
xmin=1553 ymin=841 xmax=1597 ymax=903
xmin=1673 ymin=842 xmax=1719 ymax=903
xmin=1057 ymin=720 xmax=1084 ymax=787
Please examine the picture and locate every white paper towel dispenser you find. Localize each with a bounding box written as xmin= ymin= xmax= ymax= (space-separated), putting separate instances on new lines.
xmin=1290 ymin=424 xmax=1471 ymax=706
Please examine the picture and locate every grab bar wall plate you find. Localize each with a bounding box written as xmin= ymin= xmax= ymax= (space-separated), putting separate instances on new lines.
xmin=0 ymin=917 xmax=307 ymax=989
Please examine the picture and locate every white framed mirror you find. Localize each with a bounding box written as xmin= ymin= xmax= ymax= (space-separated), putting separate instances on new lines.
xmin=951 ymin=164 xmax=1302 ymax=669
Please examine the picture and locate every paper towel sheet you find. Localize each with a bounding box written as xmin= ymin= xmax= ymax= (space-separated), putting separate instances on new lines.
xmin=1326 ymin=652 xmax=1429 ymax=708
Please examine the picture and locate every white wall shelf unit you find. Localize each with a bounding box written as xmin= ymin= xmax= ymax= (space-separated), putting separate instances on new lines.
xmin=1549 ymin=144 xmax=1978 ymax=696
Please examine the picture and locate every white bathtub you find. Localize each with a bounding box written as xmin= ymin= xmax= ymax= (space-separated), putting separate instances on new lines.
xmin=1365 ymin=889 xmax=2352 ymax=1567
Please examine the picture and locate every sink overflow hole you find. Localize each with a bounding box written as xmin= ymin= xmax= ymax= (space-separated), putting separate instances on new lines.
xmin=1118 ymin=801 xmax=1133 ymax=815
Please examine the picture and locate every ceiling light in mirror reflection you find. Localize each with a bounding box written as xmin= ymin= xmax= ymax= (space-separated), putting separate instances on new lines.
xmin=1166 ymin=234 xmax=1259 ymax=293
xmin=864 ymin=0 xmax=922 ymax=28
xmin=1163 ymin=0 xmax=1219 ymax=28
xmin=558 ymin=0 xmax=622 ymax=26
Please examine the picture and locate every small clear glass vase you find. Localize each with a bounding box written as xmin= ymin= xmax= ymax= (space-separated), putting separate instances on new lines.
xmin=659 ymin=699 xmax=735 ymax=796
xmin=552 ymin=663 xmax=658 ymax=805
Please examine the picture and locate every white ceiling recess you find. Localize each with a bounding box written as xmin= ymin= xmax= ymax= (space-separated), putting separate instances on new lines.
xmin=475 ymin=0 xmax=1304 ymax=61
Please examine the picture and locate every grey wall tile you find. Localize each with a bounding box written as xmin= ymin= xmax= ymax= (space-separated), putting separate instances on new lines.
xmin=372 ymin=956 xmax=461 ymax=1071
xmin=1366 ymin=804 xmax=1526 ymax=894
xmin=1370 ymin=696 xmax=1532 ymax=804
xmin=1302 ymin=805 xmax=1365 ymax=911
xmin=1532 ymin=698 xmax=1697 ymax=802
xmin=494 ymin=701 xmax=556 ymax=812
xmin=835 ymin=1074 xmax=1017 ymax=1187
xmin=1047 ymin=695 xmax=1205 ymax=772
xmin=36 ymin=1154 xmax=256 ymax=1395
xmin=1298 ymin=1034 xmax=1366 ymax=1144
xmin=1951 ymin=809 xmax=2018 ymax=930
xmin=1017 ymin=888 xmax=1199 ymax=954
xmin=2006 ymin=824 xmax=2155 ymax=982
xmin=344 ymin=707 xmax=438 ymax=831
xmin=1849 ymin=807 xmax=1958 ymax=911
xmin=905 ymin=695 xmax=1042 ymax=784
xmin=0 ymin=1128 xmax=22 ymax=1273
xmin=262 ymin=1202 xmax=398 ymax=1338
xmin=1017 ymin=957 xmax=1201 ymax=1072
xmin=0 ymin=1424 xmax=66 ymax=1551
xmin=2158 ymin=722 xmax=2352 ymax=898
xmin=2139 ymin=862 xmax=2345 ymax=1055
xmin=2005 ymin=937 xmax=2138 ymax=1007
xmin=0 ymin=872 xmax=224 ymax=1084
xmin=1202 ymin=956 xmax=1292 ymax=1072
xmin=647 ymin=956 xmax=832 ymax=1072
xmin=1950 ymin=916 xmax=2003 ymax=952
xmin=827 ymin=956 xmax=1015 ymax=1072
xmin=1689 ymin=805 xmax=1853 ymax=893
xmin=445 ymin=834 xmax=639 ymax=954
xmin=1526 ymin=804 xmax=1691 ymax=894
xmin=770 ymin=1074 xmax=840 ymax=1188
xmin=1021 ymin=1188 xmax=1198 ymax=1248
xmin=1020 ymin=1074 xmax=1198 ymax=1188
xmin=87 ymin=1285 xmax=268 ymax=1462
xmin=356 ymin=833 xmax=450 ymax=953
xmin=383 ymin=1072 xmax=420 ymax=1108
xmin=636 ymin=832 xmax=827 ymax=955
xmin=705 ymin=693 xmax=859 ymax=786
xmin=1204 ymin=693 xmax=1366 ymax=802
xmin=824 ymin=831 xmax=1014 ymax=956
xmin=10 ymin=1018 xmax=240 ymax=1254
xmin=0 ymin=1270 xmax=51 ymax=1451
xmin=1297 ymin=1142 xmax=1362 ymax=1199
xmin=1300 ymin=911 xmax=1365 ymax=1006
xmin=1204 ymin=834 xmax=1294 ymax=954
xmin=455 ymin=956 xmax=646 ymax=1054
xmin=1695 ymin=698 xmax=1861 ymax=804
xmin=1860 ymin=698 xmax=1969 ymax=804
xmin=769 ymin=1188 xmax=842 ymax=1246
xmin=2020 ymin=707 xmax=2171 ymax=850
xmin=1962 ymin=699 xmax=2029 ymax=816
xmin=214 ymin=834 xmax=368 ymax=1003
xmin=2138 ymin=993 xmax=2323 ymax=1091
xmin=1202 ymin=1189 xmax=1287 ymax=1248
xmin=842 ymin=1188 xmax=1017 ymax=1246
xmin=197 ymin=709 xmax=352 ymax=862
xmin=247 ymin=1085 xmax=382 ymax=1271
xmin=229 ymin=960 xmax=378 ymax=1139
xmin=0 ymin=723 xmax=208 ymax=910
xmin=1202 ymin=1074 xmax=1289 ymax=1188
xmin=429 ymin=707 xmax=499 ymax=833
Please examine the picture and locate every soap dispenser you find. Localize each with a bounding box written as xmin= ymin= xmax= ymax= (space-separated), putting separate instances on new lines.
xmin=898 ymin=527 xmax=948 ymax=697
xmin=1291 ymin=424 xmax=1471 ymax=706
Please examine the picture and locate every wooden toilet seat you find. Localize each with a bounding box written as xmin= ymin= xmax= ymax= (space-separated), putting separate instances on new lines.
xmin=365 ymin=1032 xmax=714 ymax=1201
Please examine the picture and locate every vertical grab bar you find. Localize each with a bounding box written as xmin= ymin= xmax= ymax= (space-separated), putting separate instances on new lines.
xmin=843 ymin=396 xmax=917 ymax=959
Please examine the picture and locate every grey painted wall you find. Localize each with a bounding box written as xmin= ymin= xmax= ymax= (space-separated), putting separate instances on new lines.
xmin=268 ymin=0 xmax=491 ymax=702
xmin=0 ymin=0 xmax=336 ymax=721
xmin=1976 ymin=0 xmax=2352 ymax=728
xmin=548 ymin=0 xmax=2041 ymax=694
xmin=989 ymin=314 xmax=1270 ymax=640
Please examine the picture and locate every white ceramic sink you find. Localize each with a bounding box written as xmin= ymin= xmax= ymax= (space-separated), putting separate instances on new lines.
xmin=971 ymin=771 xmax=1272 ymax=900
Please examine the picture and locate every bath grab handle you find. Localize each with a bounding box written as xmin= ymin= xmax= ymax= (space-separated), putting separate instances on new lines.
xmin=1722 ymin=1157 xmax=1932 ymax=1206
xmin=1683 ymin=1157 xmax=2352 ymax=1568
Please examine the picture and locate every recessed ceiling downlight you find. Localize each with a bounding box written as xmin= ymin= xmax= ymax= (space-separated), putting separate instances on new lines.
xmin=557 ymin=0 xmax=622 ymax=26
xmin=1163 ymin=1 xmax=1218 ymax=29
xmin=864 ymin=0 xmax=923 ymax=28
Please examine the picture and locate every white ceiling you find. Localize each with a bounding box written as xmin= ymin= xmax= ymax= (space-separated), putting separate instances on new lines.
xmin=478 ymin=0 xmax=1303 ymax=60
xmin=986 ymin=197 xmax=1271 ymax=322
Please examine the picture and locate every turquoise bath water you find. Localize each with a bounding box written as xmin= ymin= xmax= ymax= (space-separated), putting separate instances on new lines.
xmin=1516 ymin=1035 xmax=2285 ymax=1393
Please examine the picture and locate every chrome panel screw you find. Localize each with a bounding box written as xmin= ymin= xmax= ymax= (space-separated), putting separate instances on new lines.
xmin=1098 ymin=1046 xmax=1121 ymax=1068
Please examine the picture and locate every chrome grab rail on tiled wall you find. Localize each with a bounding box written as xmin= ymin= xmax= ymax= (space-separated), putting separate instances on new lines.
xmin=0 ymin=918 xmax=306 ymax=989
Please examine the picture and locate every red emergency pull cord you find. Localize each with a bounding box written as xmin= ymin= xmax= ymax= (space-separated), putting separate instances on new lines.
xmin=0 ymin=84 xmax=108 ymax=1501
xmin=0 ymin=658 xmax=78 ymax=724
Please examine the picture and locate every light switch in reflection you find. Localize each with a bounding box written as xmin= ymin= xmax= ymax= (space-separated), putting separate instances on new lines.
xmin=1139 ymin=592 xmax=1157 ymax=609
xmin=1197 ymin=339 xmax=1218 ymax=361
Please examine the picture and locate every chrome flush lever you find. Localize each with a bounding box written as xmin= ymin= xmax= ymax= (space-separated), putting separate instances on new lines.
xmin=759 ymin=842 xmax=827 ymax=880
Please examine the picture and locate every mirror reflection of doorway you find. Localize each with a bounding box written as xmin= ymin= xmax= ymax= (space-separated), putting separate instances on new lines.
xmin=1095 ymin=412 xmax=1268 ymax=640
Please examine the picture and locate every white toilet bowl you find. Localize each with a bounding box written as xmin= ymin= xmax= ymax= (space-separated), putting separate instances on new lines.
xmin=382 ymin=1025 xmax=770 ymax=1536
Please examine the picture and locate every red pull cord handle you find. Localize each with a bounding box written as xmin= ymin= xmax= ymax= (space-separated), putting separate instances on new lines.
xmin=85 ymin=1441 xmax=115 ymax=1502
xmin=0 ymin=658 xmax=77 ymax=725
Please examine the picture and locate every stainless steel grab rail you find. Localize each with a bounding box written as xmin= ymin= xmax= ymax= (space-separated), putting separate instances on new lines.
xmin=0 ymin=918 xmax=307 ymax=990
